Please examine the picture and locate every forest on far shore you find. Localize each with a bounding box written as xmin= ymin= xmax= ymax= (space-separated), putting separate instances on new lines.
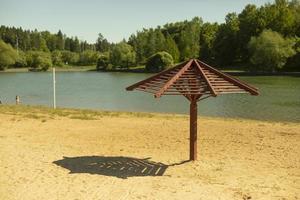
xmin=0 ymin=0 xmax=300 ymax=72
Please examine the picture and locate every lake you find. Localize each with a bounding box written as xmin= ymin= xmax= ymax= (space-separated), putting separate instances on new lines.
xmin=0 ymin=72 xmax=299 ymax=122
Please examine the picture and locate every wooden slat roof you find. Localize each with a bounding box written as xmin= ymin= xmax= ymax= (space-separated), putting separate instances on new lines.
xmin=126 ymin=59 xmax=259 ymax=100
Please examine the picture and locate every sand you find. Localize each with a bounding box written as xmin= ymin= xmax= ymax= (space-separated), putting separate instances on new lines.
xmin=0 ymin=106 xmax=299 ymax=200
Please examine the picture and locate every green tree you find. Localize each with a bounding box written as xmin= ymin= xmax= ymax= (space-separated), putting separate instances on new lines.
xmin=96 ymin=33 xmax=110 ymax=52
xmin=70 ymin=37 xmax=80 ymax=52
xmin=213 ymin=13 xmax=240 ymax=66
xmin=286 ymin=36 xmax=300 ymax=71
xmin=254 ymin=0 xmax=297 ymax=37
xmin=0 ymin=40 xmax=18 ymax=70
xmin=51 ymin=50 xmax=63 ymax=66
xmin=178 ymin=17 xmax=202 ymax=61
xmin=64 ymin=38 xmax=72 ymax=51
xmin=268 ymin=0 xmax=296 ymax=35
xmin=56 ymin=30 xmax=64 ymax=50
xmin=143 ymin=29 xmax=157 ymax=60
xmin=153 ymin=29 xmax=166 ymax=53
xmin=31 ymin=31 xmax=49 ymax=51
xmin=199 ymin=22 xmax=219 ymax=62
xmin=128 ymin=31 xmax=147 ymax=63
xmin=238 ymin=4 xmax=260 ymax=62
xmin=96 ymin=54 xmax=110 ymax=70
xmin=145 ymin=51 xmax=174 ymax=72
xmin=61 ymin=50 xmax=79 ymax=65
xmin=79 ymin=50 xmax=99 ymax=65
xmin=289 ymin=0 xmax=300 ymax=36
xmin=26 ymin=51 xmax=52 ymax=71
xmin=41 ymin=31 xmax=56 ymax=51
xmin=248 ymin=29 xmax=296 ymax=71
xmin=164 ymin=33 xmax=180 ymax=62
xmin=110 ymin=42 xmax=136 ymax=69
xmin=129 ymin=28 xmax=167 ymax=63
xmin=14 ymin=50 xmax=27 ymax=68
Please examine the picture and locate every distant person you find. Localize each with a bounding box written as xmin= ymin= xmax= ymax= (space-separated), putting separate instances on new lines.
xmin=16 ymin=95 xmax=20 ymax=105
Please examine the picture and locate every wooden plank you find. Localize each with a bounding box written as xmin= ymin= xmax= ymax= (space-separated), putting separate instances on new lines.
xmin=154 ymin=60 xmax=193 ymax=98
xmin=163 ymin=92 xmax=208 ymax=95
xmin=173 ymin=82 xmax=207 ymax=86
xmin=193 ymin=59 xmax=217 ymax=97
xmin=140 ymin=79 xmax=168 ymax=85
xmin=197 ymin=59 xmax=259 ymax=95
xmin=213 ymin=85 xmax=240 ymax=89
xmin=212 ymin=83 xmax=235 ymax=86
xmin=166 ymin=89 xmax=207 ymax=92
xmin=164 ymin=90 xmax=208 ymax=93
xmin=172 ymin=77 xmax=200 ymax=80
xmin=217 ymin=91 xmax=247 ymax=94
xmin=179 ymin=75 xmax=199 ymax=77
xmin=172 ymin=84 xmax=192 ymax=101
xmin=207 ymin=78 xmax=227 ymax=81
xmin=137 ymin=87 xmax=158 ymax=92
xmin=126 ymin=61 xmax=188 ymax=91
xmin=215 ymin=89 xmax=245 ymax=92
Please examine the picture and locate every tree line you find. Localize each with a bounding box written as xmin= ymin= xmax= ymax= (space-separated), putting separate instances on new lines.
xmin=0 ymin=0 xmax=299 ymax=72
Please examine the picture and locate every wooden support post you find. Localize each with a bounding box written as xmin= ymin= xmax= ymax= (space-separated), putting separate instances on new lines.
xmin=53 ymin=67 xmax=56 ymax=109
xmin=190 ymin=99 xmax=198 ymax=161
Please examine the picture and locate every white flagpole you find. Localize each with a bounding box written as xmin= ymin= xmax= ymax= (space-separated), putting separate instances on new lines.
xmin=53 ymin=67 xmax=56 ymax=109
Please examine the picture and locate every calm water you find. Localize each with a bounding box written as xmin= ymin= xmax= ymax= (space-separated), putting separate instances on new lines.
xmin=0 ymin=72 xmax=299 ymax=122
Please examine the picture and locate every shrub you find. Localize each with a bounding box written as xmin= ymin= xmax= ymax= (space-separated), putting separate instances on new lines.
xmin=145 ymin=51 xmax=174 ymax=72
xmin=61 ymin=50 xmax=79 ymax=65
xmin=248 ymin=29 xmax=296 ymax=72
xmin=0 ymin=40 xmax=18 ymax=70
xmin=26 ymin=51 xmax=52 ymax=71
xmin=51 ymin=50 xmax=64 ymax=66
xmin=96 ymin=54 xmax=110 ymax=70
xmin=14 ymin=51 xmax=27 ymax=68
xmin=110 ymin=42 xmax=136 ymax=69
xmin=79 ymin=50 xmax=99 ymax=65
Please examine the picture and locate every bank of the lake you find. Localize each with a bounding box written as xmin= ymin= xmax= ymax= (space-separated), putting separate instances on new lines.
xmin=0 ymin=66 xmax=96 ymax=73
xmin=0 ymin=105 xmax=299 ymax=200
xmin=2 ymin=66 xmax=300 ymax=75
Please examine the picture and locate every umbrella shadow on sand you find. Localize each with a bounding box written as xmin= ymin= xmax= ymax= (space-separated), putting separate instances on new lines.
xmin=53 ymin=156 xmax=189 ymax=179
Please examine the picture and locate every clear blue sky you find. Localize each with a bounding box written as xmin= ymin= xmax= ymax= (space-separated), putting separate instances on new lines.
xmin=0 ymin=0 xmax=272 ymax=43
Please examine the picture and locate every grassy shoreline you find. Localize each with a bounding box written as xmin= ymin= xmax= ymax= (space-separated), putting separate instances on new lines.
xmin=0 ymin=104 xmax=298 ymax=125
xmin=0 ymin=104 xmax=184 ymax=120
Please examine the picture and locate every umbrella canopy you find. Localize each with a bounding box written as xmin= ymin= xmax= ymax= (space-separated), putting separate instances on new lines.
xmin=126 ymin=59 xmax=258 ymax=160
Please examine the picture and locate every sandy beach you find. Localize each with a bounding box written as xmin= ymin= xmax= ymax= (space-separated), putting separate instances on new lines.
xmin=0 ymin=105 xmax=299 ymax=200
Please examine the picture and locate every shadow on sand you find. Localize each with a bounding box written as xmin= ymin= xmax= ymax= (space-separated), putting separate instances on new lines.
xmin=53 ymin=156 xmax=189 ymax=179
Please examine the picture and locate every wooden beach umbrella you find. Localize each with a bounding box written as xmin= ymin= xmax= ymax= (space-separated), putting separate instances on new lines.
xmin=126 ymin=59 xmax=259 ymax=161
